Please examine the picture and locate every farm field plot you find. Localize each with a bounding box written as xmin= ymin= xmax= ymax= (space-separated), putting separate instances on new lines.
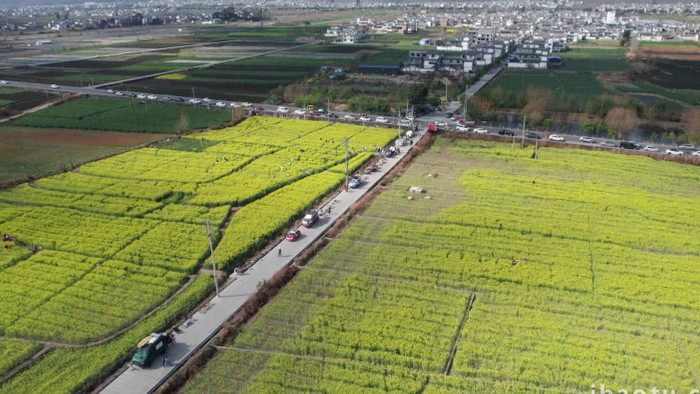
xmin=559 ymin=45 xmax=630 ymax=72
xmin=184 ymin=139 xmax=700 ymax=393
xmin=483 ymin=69 xmax=606 ymax=111
xmin=0 ymin=117 xmax=397 ymax=393
xmin=0 ymin=126 xmax=165 ymax=186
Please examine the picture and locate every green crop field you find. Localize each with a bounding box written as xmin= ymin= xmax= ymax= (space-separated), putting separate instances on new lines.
xmin=560 ymin=45 xmax=630 ymax=72
xmin=184 ymin=138 xmax=700 ymax=393
xmin=12 ymin=97 xmax=232 ymax=133
xmin=0 ymin=117 xmax=398 ymax=393
xmin=482 ymin=69 xmax=606 ymax=111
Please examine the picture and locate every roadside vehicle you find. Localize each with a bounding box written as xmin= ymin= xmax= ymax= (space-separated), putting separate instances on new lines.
xmin=137 ymin=93 xmax=148 ymax=99
xmin=666 ymin=148 xmax=683 ymax=155
xmin=643 ymin=145 xmax=659 ymax=152
xmin=215 ymin=101 xmax=227 ymax=107
xmin=286 ymin=229 xmax=301 ymax=241
xmin=579 ymin=136 xmax=595 ymax=143
xmin=375 ymin=116 xmax=388 ymax=123
xmin=277 ymin=106 xmax=290 ymax=113
xmin=308 ymin=111 xmax=320 ymax=116
xmin=456 ymin=125 xmax=471 ymax=132
xmin=326 ymin=112 xmax=338 ymax=118
xmin=189 ymin=98 xmax=201 ymax=104
xmin=301 ymin=210 xmax=319 ymax=228
xmin=365 ymin=164 xmax=379 ymax=173
xmin=241 ymin=102 xmax=253 ymax=107
xmin=146 ymin=95 xmax=158 ymax=100
xmin=115 ymin=91 xmax=124 ymax=96
xmin=0 ymin=80 xmax=8 ymax=84
xmin=445 ymin=112 xmax=453 ymax=118
xmin=525 ymin=132 xmax=541 ymax=139
xmin=132 ymin=332 xmax=172 ymax=367
xmin=619 ymin=141 xmax=642 ymax=150
xmin=348 ymin=174 xmax=363 ymax=188
xmin=474 ymin=127 xmax=489 ymax=134
xmin=459 ymin=120 xmax=476 ymax=127
xmin=229 ymin=102 xmax=240 ymax=108
xmin=427 ymin=123 xmax=437 ymax=132
xmin=398 ymin=118 xmax=412 ymax=126
xmin=692 ymin=150 xmax=700 ymax=157
xmin=600 ymin=141 xmax=617 ymax=147
xmin=435 ymin=121 xmax=448 ymax=128
xmin=498 ymin=129 xmax=515 ymax=136
xmin=548 ymin=134 xmax=565 ymax=141
xmin=202 ymin=97 xmax=211 ymax=103
xmin=679 ymin=144 xmax=695 ymax=150
xmin=50 ymin=84 xmax=60 ymax=89
xmin=359 ymin=116 xmax=371 ymax=122
xmin=107 ymin=89 xmax=114 ymax=93
xmin=294 ymin=109 xmax=306 ymax=115
xmin=344 ymin=114 xmax=356 ymax=120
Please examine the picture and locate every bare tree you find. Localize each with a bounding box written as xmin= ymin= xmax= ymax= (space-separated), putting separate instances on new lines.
xmin=605 ymin=107 xmax=639 ymax=139
xmin=681 ymin=108 xmax=700 ymax=143
xmin=175 ymin=110 xmax=189 ymax=134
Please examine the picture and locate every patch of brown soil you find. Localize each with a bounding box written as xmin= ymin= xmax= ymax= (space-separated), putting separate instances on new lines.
xmin=635 ymin=46 xmax=700 ymax=61
xmin=6 ymin=128 xmax=167 ymax=146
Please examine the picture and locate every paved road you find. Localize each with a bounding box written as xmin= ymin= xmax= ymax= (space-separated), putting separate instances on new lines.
xmin=100 ymin=132 xmax=421 ymax=394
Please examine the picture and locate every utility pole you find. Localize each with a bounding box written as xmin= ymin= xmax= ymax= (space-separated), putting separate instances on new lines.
xmin=521 ymin=115 xmax=526 ymax=148
xmin=344 ymin=137 xmax=349 ymax=190
xmin=462 ymin=84 xmax=468 ymax=120
xmin=204 ymin=220 xmax=220 ymax=298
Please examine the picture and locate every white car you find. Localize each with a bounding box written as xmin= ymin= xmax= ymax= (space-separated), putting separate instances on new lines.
xmin=137 ymin=94 xmax=148 ymax=99
xmin=146 ymin=95 xmax=158 ymax=100
xmin=579 ymin=136 xmax=595 ymax=143
xmin=115 ymin=91 xmax=124 ymax=96
xmin=548 ymin=134 xmax=565 ymax=141
xmin=665 ymin=148 xmax=683 ymax=155
xmin=189 ymin=98 xmax=201 ymax=104
xmin=202 ymin=97 xmax=211 ymax=103
xmin=456 ymin=125 xmax=471 ymax=132
xmin=229 ymin=102 xmax=240 ymax=108
xmin=474 ymin=127 xmax=489 ymax=134
xmin=692 ymin=150 xmax=700 ymax=157
xmin=294 ymin=109 xmax=306 ymax=115
xmin=0 ymin=80 xmax=8 ymax=84
xmin=344 ymin=114 xmax=356 ymax=120
xmin=277 ymin=106 xmax=289 ymax=113
xmin=215 ymin=101 xmax=227 ymax=107
xmin=50 ymin=84 xmax=60 ymax=89
xmin=398 ymin=118 xmax=411 ymax=126
xmin=435 ymin=121 xmax=448 ymax=128
xmin=359 ymin=116 xmax=371 ymax=122
xmin=375 ymin=116 xmax=388 ymax=123
xmin=107 ymin=89 xmax=114 ymax=93
xmin=643 ymin=145 xmax=659 ymax=152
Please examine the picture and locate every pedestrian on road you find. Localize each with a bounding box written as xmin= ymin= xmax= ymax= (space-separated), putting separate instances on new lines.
xmin=163 ymin=353 xmax=168 ymax=367
xmin=328 ymin=206 xmax=331 ymax=215
xmin=278 ymin=248 xmax=282 ymax=257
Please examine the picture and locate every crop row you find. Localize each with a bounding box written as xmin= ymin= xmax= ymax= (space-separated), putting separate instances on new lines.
xmin=0 ymin=184 xmax=162 ymax=217
xmin=78 ymin=148 xmax=250 ymax=184
xmin=0 ymin=275 xmax=213 ymax=394
xmin=0 ymin=250 xmax=186 ymax=342
xmin=214 ymin=170 xmax=346 ymax=270
xmin=182 ymin=139 xmax=700 ymax=392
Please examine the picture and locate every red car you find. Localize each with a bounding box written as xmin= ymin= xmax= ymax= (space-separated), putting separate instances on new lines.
xmin=286 ymin=229 xmax=301 ymax=241
xmin=364 ymin=164 xmax=379 ymax=174
xmin=308 ymin=111 xmax=320 ymax=116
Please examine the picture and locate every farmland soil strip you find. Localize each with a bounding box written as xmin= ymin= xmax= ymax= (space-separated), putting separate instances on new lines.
xmin=444 ymin=292 xmax=476 ymax=376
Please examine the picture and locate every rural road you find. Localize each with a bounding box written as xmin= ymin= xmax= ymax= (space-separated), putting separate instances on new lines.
xmin=99 ymin=128 xmax=422 ymax=394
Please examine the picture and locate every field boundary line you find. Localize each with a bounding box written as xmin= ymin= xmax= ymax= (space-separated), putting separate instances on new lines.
xmin=443 ymin=292 xmax=476 ymax=376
